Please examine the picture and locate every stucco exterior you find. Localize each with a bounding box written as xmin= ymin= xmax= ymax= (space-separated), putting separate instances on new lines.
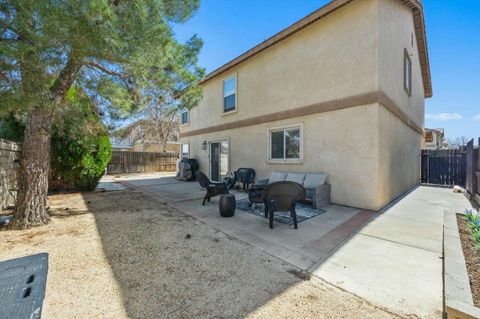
xmin=180 ymin=0 xmax=430 ymax=210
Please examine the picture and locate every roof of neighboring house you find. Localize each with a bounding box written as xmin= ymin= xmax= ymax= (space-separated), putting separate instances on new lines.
xmin=425 ymin=128 xmax=445 ymax=137
xmin=199 ymin=0 xmax=432 ymax=98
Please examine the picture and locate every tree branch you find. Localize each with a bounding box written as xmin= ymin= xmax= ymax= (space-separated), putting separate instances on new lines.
xmin=0 ymin=37 xmax=18 ymax=43
xmin=0 ymin=18 xmax=19 ymax=36
xmin=85 ymin=60 xmax=129 ymax=79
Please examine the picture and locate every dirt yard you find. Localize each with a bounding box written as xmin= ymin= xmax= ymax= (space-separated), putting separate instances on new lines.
xmin=457 ymin=214 xmax=480 ymax=307
xmin=0 ymin=189 xmax=403 ymax=319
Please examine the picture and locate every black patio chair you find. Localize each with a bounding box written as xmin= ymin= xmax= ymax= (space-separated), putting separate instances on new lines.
xmin=196 ymin=171 xmax=229 ymax=205
xmin=262 ymin=181 xmax=306 ymax=229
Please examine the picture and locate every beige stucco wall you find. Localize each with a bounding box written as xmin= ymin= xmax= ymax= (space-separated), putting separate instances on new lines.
xmin=181 ymin=0 xmax=427 ymax=210
xmin=186 ymin=104 xmax=382 ymax=209
xmin=376 ymin=0 xmax=426 ymax=205
xmin=376 ymin=106 xmax=422 ymax=208
xmin=183 ymin=0 xmax=379 ymax=133
xmin=378 ymin=0 xmax=425 ymax=128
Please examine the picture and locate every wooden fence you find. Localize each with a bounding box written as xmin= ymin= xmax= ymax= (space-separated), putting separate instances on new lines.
xmin=0 ymin=139 xmax=21 ymax=211
xmin=107 ymin=151 xmax=178 ymax=174
xmin=466 ymin=138 xmax=480 ymax=203
xmin=421 ymin=149 xmax=467 ymax=187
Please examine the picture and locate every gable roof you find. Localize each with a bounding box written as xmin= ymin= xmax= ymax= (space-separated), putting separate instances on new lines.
xmin=200 ymin=0 xmax=432 ymax=98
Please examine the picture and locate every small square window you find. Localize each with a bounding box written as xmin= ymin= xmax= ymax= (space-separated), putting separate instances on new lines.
xmin=404 ymin=49 xmax=412 ymax=96
xmin=223 ymin=75 xmax=236 ymax=113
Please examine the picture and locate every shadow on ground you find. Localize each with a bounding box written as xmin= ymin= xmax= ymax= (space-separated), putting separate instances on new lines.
xmin=79 ymin=187 xmax=398 ymax=319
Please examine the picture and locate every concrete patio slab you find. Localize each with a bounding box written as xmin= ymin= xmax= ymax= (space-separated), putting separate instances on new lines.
xmin=359 ymin=213 xmax=442 ymax=253
xmin=112 ymin=174 xmax=371 ymax=271
xmin=311 ymin=186 xmax=475 ymax=318
xmin=312 ymin=233 xmax=443 ymax=318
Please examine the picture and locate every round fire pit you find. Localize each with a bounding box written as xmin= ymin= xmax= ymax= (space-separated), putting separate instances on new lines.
xmin=219 ymin=194 xmax=236 ymax=217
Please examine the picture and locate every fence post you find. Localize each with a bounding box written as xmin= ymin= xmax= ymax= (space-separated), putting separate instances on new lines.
xmin=465 ymin=139 xmax=474 ymax=194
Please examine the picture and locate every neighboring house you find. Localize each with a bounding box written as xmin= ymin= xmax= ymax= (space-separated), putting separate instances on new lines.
xmin=423 ymin=128 xmax=445 ymax=150
xmin=180 ymin=0 xmax=432 ymax=210
xmin=111 ymin=120 xmax=181 ymax=154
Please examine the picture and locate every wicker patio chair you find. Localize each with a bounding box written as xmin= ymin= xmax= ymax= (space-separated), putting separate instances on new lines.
xmin=262 ymin=181 xmax=306 ymax=229
xmin=196 ymin=171 xmax=229 ymax=205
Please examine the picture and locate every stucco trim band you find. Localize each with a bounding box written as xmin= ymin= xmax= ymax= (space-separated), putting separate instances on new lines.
xmin=179 ymin=91 xmax=423 ymax=138
xmin=199 ymin=0 xmax=432 ymax=98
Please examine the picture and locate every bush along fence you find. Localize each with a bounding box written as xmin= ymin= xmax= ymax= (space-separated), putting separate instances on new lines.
xmin=0 ymin=139 xmax=21 ymax=211
xmin=107 ymin=151 xmax=178 ymax=174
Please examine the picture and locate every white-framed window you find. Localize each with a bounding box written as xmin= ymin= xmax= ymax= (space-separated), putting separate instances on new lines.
xmin=180 ymin=108 xmax=189 ymax=125
xmin=181 ymin=143 xmax=189 ymax=159
xmin=223 ymin=75 xmax=236 ymax=113
xmin=404 ymin=49 xmax=412 ymax=96
xmin=268 ymin=124 xmax=302 ymax=162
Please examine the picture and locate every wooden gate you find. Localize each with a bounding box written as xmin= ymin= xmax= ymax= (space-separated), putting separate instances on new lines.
xmin=421 ymin=149 xmax=467 ymax=187
xmin=107 ymin=151 xmax=178 ymax=174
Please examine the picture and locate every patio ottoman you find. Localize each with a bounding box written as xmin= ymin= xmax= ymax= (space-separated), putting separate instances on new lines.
xmin=219 ymin=194 xmax=236 ymax=217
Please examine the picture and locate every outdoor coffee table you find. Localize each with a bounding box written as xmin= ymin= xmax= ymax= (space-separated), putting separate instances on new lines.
xmin=0 ymin=253 xmax=49 ymax=319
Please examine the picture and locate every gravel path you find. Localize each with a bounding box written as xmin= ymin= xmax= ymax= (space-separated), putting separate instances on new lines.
xmin=0 ymin=190 xmax=403 ymax=318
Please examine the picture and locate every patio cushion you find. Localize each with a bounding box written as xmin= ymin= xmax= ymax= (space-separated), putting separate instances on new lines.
xmin=285 ymin=172 xmax=306 ymax=185
xmin=269 ymin=171 xmax=287 ymax=184
xmin=303 ymin=173 xmax=327 ymax=189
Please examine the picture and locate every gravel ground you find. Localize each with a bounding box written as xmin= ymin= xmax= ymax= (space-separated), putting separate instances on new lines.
xmin=0 ymin=190 xmax=403 ymax=319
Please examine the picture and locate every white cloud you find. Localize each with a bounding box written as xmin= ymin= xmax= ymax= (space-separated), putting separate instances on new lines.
xmin=425 ymin=113 xmax=463 ymax=121
xmin=472 ymin=114 xmax=480 ymax=122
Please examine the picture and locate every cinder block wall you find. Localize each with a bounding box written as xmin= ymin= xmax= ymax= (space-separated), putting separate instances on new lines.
xmin=0 ymin=139 xmax=21 ymax=211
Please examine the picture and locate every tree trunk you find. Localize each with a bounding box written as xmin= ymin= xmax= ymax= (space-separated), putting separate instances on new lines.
xmin=9 ymin=107 xmax=53 ymax=229
xmin=9 ymin=53 xmax=83 ymax=229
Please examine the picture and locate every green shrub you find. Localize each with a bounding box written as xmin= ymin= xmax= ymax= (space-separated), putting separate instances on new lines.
xmin=465 ymin=209 xmax=480 ymax=249
xmin=49 ymin=87 xmax=112 ymax=191
xmin=0 ymin=112 xmax=25 ymax=141
xmin=51 ymin=133 xmax=112 ymax=191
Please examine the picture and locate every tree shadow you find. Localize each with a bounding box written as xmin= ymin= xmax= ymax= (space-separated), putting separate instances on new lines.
xmin=83 ymin=190 xmax=308 ymax=318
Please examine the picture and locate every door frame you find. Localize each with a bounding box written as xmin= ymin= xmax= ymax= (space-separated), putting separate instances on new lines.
xmin=208 ymin=138 xmax=230 ymax=182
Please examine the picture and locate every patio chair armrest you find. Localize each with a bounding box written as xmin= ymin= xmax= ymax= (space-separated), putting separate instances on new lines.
xmin=209 ymin=182 xmax=227 ymax=188
xmin=209 ymin=181 xmax=225 ymax=185
xmin=255 ymin=179 xmax=269 ymax=186
xmin=313 ymin=184 xmax=331 ymax=209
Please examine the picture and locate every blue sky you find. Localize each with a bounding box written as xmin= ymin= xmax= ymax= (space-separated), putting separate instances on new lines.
xmin=174 ymin=0 xmax=480 ymax=141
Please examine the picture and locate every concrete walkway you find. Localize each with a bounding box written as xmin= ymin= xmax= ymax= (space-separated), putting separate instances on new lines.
xmin=312 ymin=186 xmax=474 ymax=318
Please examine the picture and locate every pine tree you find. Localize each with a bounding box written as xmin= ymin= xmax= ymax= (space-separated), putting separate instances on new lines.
xmin=0 ymin=0 xmax=203 ymax=228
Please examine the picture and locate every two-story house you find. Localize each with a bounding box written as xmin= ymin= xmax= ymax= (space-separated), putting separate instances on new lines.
xmin=423 ymin=128 xmax=445 ymax=150
xmin=179 ymin=0 xmax=432 ymax=210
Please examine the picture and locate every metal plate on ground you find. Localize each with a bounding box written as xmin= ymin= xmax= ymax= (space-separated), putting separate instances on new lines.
xmin=0 ymin=253 xmax=48 ymax=319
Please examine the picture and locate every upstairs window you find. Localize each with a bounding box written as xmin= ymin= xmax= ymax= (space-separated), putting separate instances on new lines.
xmin=223 ymin=75 xmax=236 ymax=113
xmin=181 ymin=108 xmax=189 ymax=125
xmin=404 ymin=49 xmax=412 ymax=96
